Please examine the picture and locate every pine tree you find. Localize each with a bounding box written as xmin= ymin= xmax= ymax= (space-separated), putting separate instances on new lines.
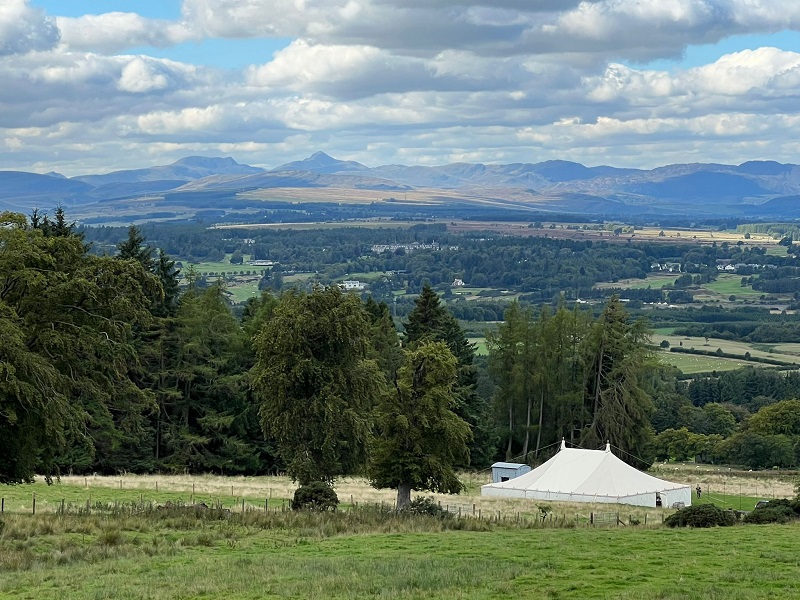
xmin=404 ymin=284 xmax=495 ymax=466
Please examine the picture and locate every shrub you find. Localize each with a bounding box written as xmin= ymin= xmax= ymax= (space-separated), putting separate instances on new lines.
xmin=743 ymin=498 xmax=800 ymax=524
xmin=743 ymin=505 xmax=796 ymax=524
xmin=664 ymin=504 xmax=736 ymax=528
xmin=291 ymin=482 xmax=339 ymax=511
xmin=402 ymin=496 xmax=450 ymax=518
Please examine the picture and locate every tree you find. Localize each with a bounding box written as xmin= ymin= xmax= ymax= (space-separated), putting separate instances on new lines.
xmin=0 ymin=211 xmax=156 ymax=481
xmin=580 ymin=296 xmax=655 ymax=467
xmin=117 ymin=225 xmax=154 ymax=271
xmin=155 ymin=282 xmax=258 ymax=473
xmin=748 ymin=400 xmax=800 ymax=437
xmin=252 ymin=287 xmax=384 ymax=485
xmin=368 ymin=341 xmax=471 ymax=509
xmin=404 ymin=284 xmax=494 ymax=466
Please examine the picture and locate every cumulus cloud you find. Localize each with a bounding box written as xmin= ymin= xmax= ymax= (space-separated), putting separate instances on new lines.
xmin=0 ymin=0 xmax=60 ymax=55
xmin=56 ymin=12 xmax=195 ymax=53
xmin=6 ymin=0 xmax=800 ymax=174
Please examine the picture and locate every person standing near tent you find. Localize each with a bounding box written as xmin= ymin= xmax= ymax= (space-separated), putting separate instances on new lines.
xmin=696 ymin=485 xmax=702 ymax=499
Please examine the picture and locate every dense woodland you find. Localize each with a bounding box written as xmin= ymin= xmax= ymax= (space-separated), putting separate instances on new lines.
xmin=4 ymin=211 xmax=800 ymax=496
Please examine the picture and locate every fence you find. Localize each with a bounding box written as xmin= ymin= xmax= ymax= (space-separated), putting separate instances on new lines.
xmin=0 ymin=495 xmax=663 ymax=527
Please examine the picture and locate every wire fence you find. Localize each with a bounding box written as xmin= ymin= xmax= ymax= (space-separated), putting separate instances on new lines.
xmin=0 ymin=494 xmax=664 ymax=528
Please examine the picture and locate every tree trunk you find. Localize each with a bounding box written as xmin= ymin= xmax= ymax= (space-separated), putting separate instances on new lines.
xmin=535 ymin=388 xmax=544 ymax=458
xmin=506 ymin=401 xmax=514 ymax=459
xmin=522 ymin=393 xmax=532 ymax=458
xmin=396 ymin=482 xmax=412 ymax=510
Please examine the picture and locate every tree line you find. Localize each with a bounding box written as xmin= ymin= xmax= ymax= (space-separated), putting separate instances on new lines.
xmin=6 ymin=210 xmax=800 ymax=500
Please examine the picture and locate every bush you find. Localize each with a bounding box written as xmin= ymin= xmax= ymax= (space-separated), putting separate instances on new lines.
xmin=402 ymin=496 xmax=450 ymax=518
xmin=291 ymin=482 xmax=339 ymax=511
xmin=664 ymin=504 xmax=737 ymax=528
xmin=743 ymin=506 xmax=796 ymax=524
xmin=742 ymin=498 xmax=800 ymax=524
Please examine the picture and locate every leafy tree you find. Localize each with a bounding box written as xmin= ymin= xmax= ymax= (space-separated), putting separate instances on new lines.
xmin=747 ymin=400 xmax=800 ymax=436
xmin=368 ymin=341 xmax=471 ymax=509
xmin=718 ymin=431 xmax=794 ymax=469
xmin=252 ymin=287 xmax=384 ymax=485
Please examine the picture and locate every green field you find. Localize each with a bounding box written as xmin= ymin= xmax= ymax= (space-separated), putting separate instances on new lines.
xmin=594 ymin=273 xmax=677 ymax=290
xmin=657 ymin=352 xmax=752 ymax=374
xmin=653 ymin=333 xmax=800 ymax=374
xmin=699 ymin=274 xmax=761 ymax=298
xmin=3 ymin=470 xmax=797 ymax=599
xmin=468 ymin=337 xmax=489 ymax=356
xmin=2 ymin=509 xmax=800 ymax=599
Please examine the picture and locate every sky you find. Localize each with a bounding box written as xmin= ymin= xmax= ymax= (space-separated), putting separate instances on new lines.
xmin=3 ymin=0 xmax=800 ymax=176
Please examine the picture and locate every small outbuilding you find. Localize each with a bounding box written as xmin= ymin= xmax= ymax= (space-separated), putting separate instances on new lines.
xmin=491 ymin=462 xmax=532 ymax=483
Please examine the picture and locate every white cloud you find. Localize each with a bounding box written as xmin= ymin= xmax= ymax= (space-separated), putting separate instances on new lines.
xmin=6 ymin=0 xmax=800 ymax=174
xmin=56 ymin=12 xmax=195 ymax=53
xmin=0 ymin=0 xmax=59 ymax=55
xmin=118 ymin=58 xmax=171 ymax=93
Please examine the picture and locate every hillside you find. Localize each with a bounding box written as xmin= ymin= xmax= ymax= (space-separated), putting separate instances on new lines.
xmin=3 ymin=154 xmax=800 ymax=223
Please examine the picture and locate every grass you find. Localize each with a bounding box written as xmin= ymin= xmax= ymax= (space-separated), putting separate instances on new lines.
xmin=468 ymin=337 xmax=488 ymax=356
xmin=700 ymin=274 xmax=761 ymax=298
xmin=657 ymin=353 xmax=752 ymax=374
xmin=2 ymin=470 xmax=799 ymax=598
xmin=594 ymin=274 xmax=677 ymax=290
xmin=653 ymin=333 xmax=800 ymax=373
xmin=3 ymin=510 xmax=800 ymax=598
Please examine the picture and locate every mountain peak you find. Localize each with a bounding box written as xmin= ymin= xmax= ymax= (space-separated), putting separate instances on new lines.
xmin=308 ymin=151 xmax=337 ymax=164
xmin=272 ymin=152 xmax=369 ymax=174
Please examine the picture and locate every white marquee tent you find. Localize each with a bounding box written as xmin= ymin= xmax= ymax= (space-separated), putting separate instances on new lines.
xmin=481 ymin=441 xmax=691 ymax=508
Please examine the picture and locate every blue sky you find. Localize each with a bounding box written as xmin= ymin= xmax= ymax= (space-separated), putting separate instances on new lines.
xmin=4 ymin=0 xmax=800 ymax=175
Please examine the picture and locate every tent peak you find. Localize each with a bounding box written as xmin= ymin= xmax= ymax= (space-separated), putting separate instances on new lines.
xmin=605 ymin=441 xmax=611 ymax=452
xmin=561 ymin=438 xmax=566 ymax=450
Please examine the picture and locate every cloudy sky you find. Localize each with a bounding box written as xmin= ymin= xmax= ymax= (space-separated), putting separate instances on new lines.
xmin=3 ymin=0 xmax=800 ymax=176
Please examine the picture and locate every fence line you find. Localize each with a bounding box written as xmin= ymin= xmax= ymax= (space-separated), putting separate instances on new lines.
xmin=0 ymin=495 xmax=664 ymax=527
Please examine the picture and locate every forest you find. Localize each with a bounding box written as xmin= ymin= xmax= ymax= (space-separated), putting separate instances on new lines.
xmin=4 ymin=210 xmax=800 ymax=496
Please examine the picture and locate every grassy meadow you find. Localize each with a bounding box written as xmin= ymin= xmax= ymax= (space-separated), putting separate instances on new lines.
xmin=2 ymin=468 xmax=799 ymax=598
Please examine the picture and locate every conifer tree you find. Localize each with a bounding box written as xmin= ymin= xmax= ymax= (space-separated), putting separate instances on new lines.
xmin=404 ymin=284 xmax=495 ymax=465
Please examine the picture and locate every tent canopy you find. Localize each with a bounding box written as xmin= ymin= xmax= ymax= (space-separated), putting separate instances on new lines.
xmin=481 ymin=441 xmax=691 ymax=508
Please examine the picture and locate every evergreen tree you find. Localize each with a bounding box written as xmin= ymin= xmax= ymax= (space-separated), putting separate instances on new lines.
xmin=117 ymin=225 xmax=154 ymax=271
xmin=404 ymin=284 xmax=495 ymax=466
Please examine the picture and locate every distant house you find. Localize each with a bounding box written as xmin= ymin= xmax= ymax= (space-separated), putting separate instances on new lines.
xmin=342 ymin=280 xmax=366 ymax=291
xmin=452 ymin=278 xmax=465 ymax=287
xmin=248 ymin=260 xmax=275 ymax=266
xmin=651 ymin=262 xmax=682 ymax=273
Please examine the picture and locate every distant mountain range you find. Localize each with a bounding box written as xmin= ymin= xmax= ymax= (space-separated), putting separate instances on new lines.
xmin=3 ymin=152 xmax=800 ymax=223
